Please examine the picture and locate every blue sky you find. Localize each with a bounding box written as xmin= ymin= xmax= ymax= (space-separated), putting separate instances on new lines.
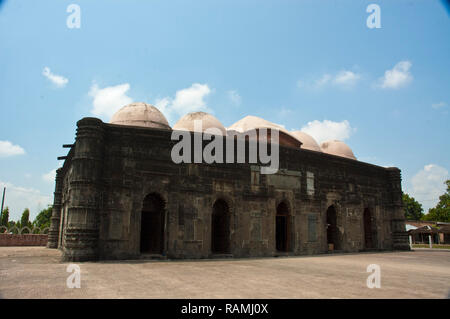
xmin=0 ymin=0 xmax=449 ymax=221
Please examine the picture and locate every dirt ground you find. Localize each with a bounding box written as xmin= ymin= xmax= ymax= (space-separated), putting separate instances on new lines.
xmin=0 ymin=247 xmax=449 ymax=299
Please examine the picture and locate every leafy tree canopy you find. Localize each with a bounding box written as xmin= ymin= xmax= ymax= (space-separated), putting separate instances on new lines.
xmin=422 ymin=180 xmax=450 ymax=222
xmin=1 ymin=206 xmax=9 ymax=227
xmin=1 ymin=206 xmax=54 ymax=232
xmin=19 ymin=208 xmax=31 ymax=229
xmin=33 ymin=205 xmax=53 ymax=229
xmin=403 ymin=193 xmax=424 ymax=220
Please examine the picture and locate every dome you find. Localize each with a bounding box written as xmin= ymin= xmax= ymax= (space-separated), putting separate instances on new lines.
xmin=228 ymin=115 xmax=288 ymax=134
xmin=227 ymin=115 xmax=301 ymax=149
xmin=290 ymin=131 xmax=322 ymax=152
xmin=173 ymin=112 xmax=226 ymax=135
xmin=110 ymin=102 xmax=171 ymax=129
xmin=320 ymin=140 xmax=356 ymax=160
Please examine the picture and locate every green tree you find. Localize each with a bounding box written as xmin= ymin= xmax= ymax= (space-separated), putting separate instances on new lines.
xmin=422 ymin=180 xmax=450 ymax=222
xmin=33 ymin=205 xmax=53 ymax=229
xmin=7 ymin=221 xmax=18 ymax=233
xmin=402 ymin=193 xmax=424 ymax=220
xmin=20 ymin=208 xmax=31 ymax=229
xmin=1 ymin=206 xmax=9 ymax=227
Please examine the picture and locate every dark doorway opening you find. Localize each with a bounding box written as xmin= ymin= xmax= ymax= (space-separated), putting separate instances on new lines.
xmin=140 ymin=193 xmax=165 ymax=254
xmin=326 ymin=205 xmax=339 ymax=251
xmin=276 ymin=202 xmax=290 ymax=252
xmin=364 ymin=208 xmax=374 ymax=249
xmin=211 ymin=199 xmax=230 ymax=254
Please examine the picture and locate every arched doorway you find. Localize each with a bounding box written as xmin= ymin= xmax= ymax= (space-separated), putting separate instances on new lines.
xmin=326 ymin=205 xmax=339 ymax=251
xmin=276 ymin=202 xmax=290 ymax=252
xmin=140 ymin=193 xmax=165 ymax=254
xmin=211 ymin=199 xmax=230 ymax=254
xmin=363 ymin=208 xmax=374 ymax=249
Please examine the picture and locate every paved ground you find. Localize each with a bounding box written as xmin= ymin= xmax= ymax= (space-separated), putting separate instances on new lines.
xmin=0 ymin=247 xmax=449 ymax=298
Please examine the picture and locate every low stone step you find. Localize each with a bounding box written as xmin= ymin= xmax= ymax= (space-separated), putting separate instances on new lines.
xmin=211 ymin=254 xmax=234 ymax=259
xmin=140 ymin=253 xmax=167 ymax=260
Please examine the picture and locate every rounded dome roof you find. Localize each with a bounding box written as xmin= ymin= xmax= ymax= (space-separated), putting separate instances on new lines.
xmin=110 ymin=102 xmax=171 ymax=129
xmin=228 ymin=115 xmax=288 ymax=134
xmin=227 ymin=115 xmax=302 ymax=148
xmin=173 ymin=112 xmax=227 ymax=135
xmin=320 ymin=140 xmax=356 ymax=160
xmin=290 ymin=131 xmax=322 ymax=152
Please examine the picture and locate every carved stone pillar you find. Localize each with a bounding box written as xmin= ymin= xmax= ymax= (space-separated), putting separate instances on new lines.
xmin=387 ymin=167 xmax=410 ymax=250
xmin=47 ymin=168 xmax=63 ymax=248
xmin=62 ymin=118 xmax=104 ymax=261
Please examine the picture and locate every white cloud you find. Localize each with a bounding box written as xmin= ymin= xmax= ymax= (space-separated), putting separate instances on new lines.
xmin=0 ymin=140 xmax=25 ymax=157
xmin=154 ymin=97 xmax=171 ymax=116
xmin=0 ymin=181 xmax=52 ymax=221
xmin=300 ymin=119 xmax=355 ymax=144
xmin=333 ymin=71 xmax=361 ymax=87
xmin=432 ymin=102 xmax=447 ymax=109
xmin=315 ymin=74 xmax=332 ymax=88
xmin=299 ymin=70 xmax=360 ymax=89
xmin=155 ymin=83 xmax=212 ymax=124
xmin=379 ymin=60 xmax=413 ymax=89
xmin=42 ymin=168 xmax=57 ymax=183
xmin=42 ymin=67 xmax=68 ymax=88
xmin=171 ymin=83 xmax=211 ymax=114
xmin=89 ymin=83 xmax=133 ymax=119
xmin=409 ymin=164 xmax=449 ymax=212
xmin=228 ymin=90 xmax=242 ymax=106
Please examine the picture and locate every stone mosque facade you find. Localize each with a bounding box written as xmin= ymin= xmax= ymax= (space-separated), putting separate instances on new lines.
xmin=47 ymin=102 xmax=410 ymax=261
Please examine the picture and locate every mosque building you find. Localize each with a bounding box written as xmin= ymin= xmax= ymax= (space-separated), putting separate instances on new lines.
xmin=47 ymin=102 xmax=409 ymax=261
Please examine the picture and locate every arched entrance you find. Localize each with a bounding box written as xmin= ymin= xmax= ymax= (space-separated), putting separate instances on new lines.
xmin=326 ymin=205 xmax=340 ymax=251
xmin=211 ymin=199 xmax=230 ymax=254
xmin=140 ymin=193 xmax=165 ymax=254
xmin=276 ymin=202 xmax=290 ymax=252
xmin=364 ymin=208 xmax=374 ymax=249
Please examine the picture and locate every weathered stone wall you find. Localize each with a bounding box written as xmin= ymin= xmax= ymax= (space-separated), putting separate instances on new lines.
xmin=0 ymin=234 xmax=48 ymax=246
xmin=51 ymin=117 xmax=409 ymax=261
